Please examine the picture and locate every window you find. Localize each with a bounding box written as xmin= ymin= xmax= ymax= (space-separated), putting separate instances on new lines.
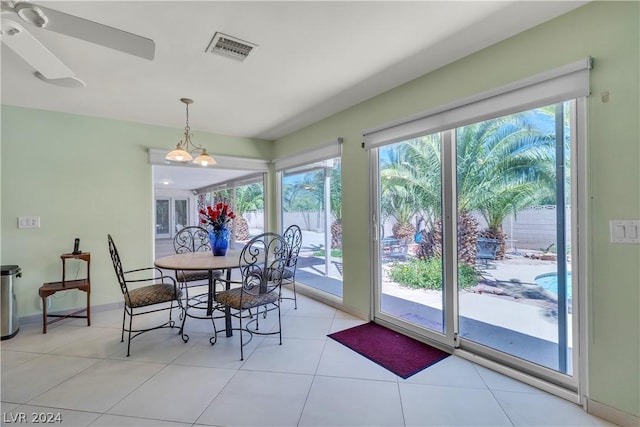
xmin=197 ymin=174 xmax=266 ymax=245
xmin=275 ymin=139 xmax=343 ymax=298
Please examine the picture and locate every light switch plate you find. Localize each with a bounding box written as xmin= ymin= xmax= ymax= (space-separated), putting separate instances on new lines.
xmin=609 ymin=220 xmax=640 ymax=244
xmin=18 ymin=216 xmax=40 ymax=229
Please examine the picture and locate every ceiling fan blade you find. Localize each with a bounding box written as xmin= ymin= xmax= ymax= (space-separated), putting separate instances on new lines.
xmin=1 ymin=18 xmax=75 ymax=79
xmin=15 ymin=2 xmax=155 ymax=60
xmin=35 ymin=71 xmax=85 ymax=88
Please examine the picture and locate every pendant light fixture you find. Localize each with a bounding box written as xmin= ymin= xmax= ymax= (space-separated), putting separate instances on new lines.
xmin=165 ymin=98 xmax=216 ymax=166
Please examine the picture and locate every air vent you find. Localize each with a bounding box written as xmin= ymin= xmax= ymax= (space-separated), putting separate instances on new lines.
xmin=206 ymin=32 xmax=257 ymax=61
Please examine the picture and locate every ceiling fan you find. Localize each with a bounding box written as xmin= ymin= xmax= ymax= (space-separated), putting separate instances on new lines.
xmin=0 ymin=1 xmax=155 ymax=88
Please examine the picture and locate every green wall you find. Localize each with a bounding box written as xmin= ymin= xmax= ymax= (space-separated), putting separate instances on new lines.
xmin=273 ymin=1 xmax=639 ymax=420
xmin=0 ymin=107 xmax=271 ymax=320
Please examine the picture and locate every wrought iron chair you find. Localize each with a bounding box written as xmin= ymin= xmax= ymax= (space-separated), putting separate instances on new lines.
xmin=173 ymin=226 xmax=223 ymax=338
xmin=107 ymin=234 xmax=182 ymax=357
xmin=281 ymin=224 xmax=302 ymax=309
xmin=173 ymin=226 xmax=223 ymax=290
xmin=210 ymin=232 xmax=288 ymax=360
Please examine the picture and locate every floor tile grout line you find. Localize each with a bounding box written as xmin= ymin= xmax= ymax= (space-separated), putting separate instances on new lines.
xmin=395 ymin=380 xmax=408 ymax=427
xmin=191 ymin=363 xmax=241 ymax=426
xmin=471 ymin=360 xmax=518 ymax=426
xmin=11 ymin=353 xmax=105 ymax=408
xmin=291 ymin=308 xmax=337 ymax=427
xmin=100 ymin=360 xmax=173 ymax=419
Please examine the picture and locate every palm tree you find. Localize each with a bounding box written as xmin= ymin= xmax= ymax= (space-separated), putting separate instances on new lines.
xmin=382 ymin=134 xmax=445 ymax=243
xmin=282 ymin=172 xmax=323 ymax=231
xmin=233 ymin=183 xmax=264 ymax=240
xmin=456 ymin=112 xmax=556 ymax=257
xmin=381 ymin=181 xmax=417 ymax=240
xmin=380 ymin=139 xmax=441 ymax=241
xmin=381 ymin=109 xmax=557 ymax=262
xmin=329 ymin=160 xmax=342 ymax=249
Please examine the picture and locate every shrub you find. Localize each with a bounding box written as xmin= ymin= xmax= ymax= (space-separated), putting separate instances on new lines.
xmin=312 ymin=249 xmax=343 ymax=257
xmin=388 ymin=258 xmax=479 ymax=290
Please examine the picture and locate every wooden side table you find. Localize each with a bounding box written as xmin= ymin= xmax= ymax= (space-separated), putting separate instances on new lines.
xmin=39 ymin=252 xmax=91 ymax=334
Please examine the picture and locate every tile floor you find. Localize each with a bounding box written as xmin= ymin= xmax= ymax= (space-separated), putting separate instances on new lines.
xmin=1 ymin=289 xmax=612 ymax=426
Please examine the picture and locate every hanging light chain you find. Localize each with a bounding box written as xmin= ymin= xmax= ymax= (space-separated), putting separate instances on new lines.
xmin=184 ymin=101 xmax=190 ymax=134
xmin=166 ymin=97 xmax=216 ymax=166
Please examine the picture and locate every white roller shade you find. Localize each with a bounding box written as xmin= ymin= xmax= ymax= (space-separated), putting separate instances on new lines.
xmin=197 ymin=172 xmax=265 ymax=194
xmin=273 ymin=137 xmax=343 ymax=171
xmin=148 ymin=149 xmax=269 ymax=171
xmin=363 ymin=58 xmax=592 ymax=149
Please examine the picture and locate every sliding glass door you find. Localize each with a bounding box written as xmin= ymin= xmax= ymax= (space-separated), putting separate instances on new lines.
xmin=377 ymin=133 xmax=448 ymax=340
xmin=373 ymin=100 xmax=579 ymax=387
xmin=455 ymin=103 xmax=574 ymax=375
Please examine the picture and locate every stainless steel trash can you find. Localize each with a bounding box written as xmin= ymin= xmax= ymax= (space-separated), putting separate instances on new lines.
xmin=1 ymin=265 xmax=21 ymax=340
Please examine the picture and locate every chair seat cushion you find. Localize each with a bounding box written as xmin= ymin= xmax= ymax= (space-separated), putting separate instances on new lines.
xmin=282 ymin=268 xmax=294 ymax=280
xmin=177 ymin=269 xmax=222 ymax=283
xmin=215 ymin=287 xmax=279 ymax=309
xmin=267 ymin=267 xmax=293 ymax=281
xmin=125 ymin=283 xmax=181 ymax=308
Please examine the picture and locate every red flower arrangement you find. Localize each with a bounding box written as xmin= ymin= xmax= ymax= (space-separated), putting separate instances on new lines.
xmin=200 ymin=202 xmax=236 ymax=230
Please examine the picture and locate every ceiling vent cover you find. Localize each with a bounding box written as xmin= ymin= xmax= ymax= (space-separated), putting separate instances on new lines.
xmin=206 ymin=32 xmax=257 ymax=61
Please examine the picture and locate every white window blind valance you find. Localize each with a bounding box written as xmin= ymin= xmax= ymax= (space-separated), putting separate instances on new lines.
xmin=273 ymin=137 xmax=343 ymax=171
xmin=148 ymin=149 xmax=270 ymax=171
xmin=363 ymin=57 xmax=592 ymax=150
xmin=197 ymin=172 xmax=265 ymax=195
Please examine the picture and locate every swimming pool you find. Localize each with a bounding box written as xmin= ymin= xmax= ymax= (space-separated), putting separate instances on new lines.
xmin=535 ymin=271 xmax=572 ymax=299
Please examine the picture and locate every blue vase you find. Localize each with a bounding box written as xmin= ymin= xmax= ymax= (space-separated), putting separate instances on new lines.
xmin=209 ymin=228 xmax=230 ymax=256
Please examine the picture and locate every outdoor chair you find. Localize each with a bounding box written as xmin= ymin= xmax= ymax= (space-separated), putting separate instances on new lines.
xmin=476 ymin=237 xmax=499 ymax=268
xmin=381 ymin=237 xmax=409 ymax=262
xmin=108 ymin=234 xmax=182 ymax=357
xmin=210 ymin=232 xmax=288 ymax=360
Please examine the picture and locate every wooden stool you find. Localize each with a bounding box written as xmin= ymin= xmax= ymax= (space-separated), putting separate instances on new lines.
xmin=39 ymin=252 xmax=91 ymax=334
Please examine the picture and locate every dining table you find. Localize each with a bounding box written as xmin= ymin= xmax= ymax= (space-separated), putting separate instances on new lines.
xmin=154 ymin=250 xmax=243 ymax=340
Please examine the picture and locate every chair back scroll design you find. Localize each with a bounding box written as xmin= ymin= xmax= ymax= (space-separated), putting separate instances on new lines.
xmin=281 ymin=224 xmax=302 ymax=308
xmin=283 ymin=225 xmax=302 ymax=269
xmin=172 ymin=225 xmax=218 ymax=287
xmin=173 ymin=226 xmax=211 ymax=254
xmin=238 ymin=232 xmax=289 ymax=298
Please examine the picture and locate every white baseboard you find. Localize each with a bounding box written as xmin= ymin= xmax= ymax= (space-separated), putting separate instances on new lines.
xmin=587 ymin=398 xmax=640 ymax=427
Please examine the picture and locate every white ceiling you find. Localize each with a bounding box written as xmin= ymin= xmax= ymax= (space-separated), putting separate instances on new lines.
xmin=1 ymin=1 xmax=587 ymax=190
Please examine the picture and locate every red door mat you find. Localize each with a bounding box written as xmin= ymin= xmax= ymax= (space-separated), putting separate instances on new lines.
xmin=328 ymin=322 xmax=450 ymax=378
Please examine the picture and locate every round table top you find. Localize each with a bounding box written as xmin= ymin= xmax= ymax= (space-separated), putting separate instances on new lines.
xmin=154 ymin=250 xmax=243 ymax=271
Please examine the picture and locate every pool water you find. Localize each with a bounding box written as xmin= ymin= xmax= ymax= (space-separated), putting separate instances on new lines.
xmin=535 ymin=271 xmax=572 ymax=299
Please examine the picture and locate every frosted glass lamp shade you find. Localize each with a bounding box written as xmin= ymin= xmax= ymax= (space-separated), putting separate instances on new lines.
xmin=165 ymin=145 xmax=193 ymax=162
xmin=192 ymin=149 xmax=216 ymax=166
